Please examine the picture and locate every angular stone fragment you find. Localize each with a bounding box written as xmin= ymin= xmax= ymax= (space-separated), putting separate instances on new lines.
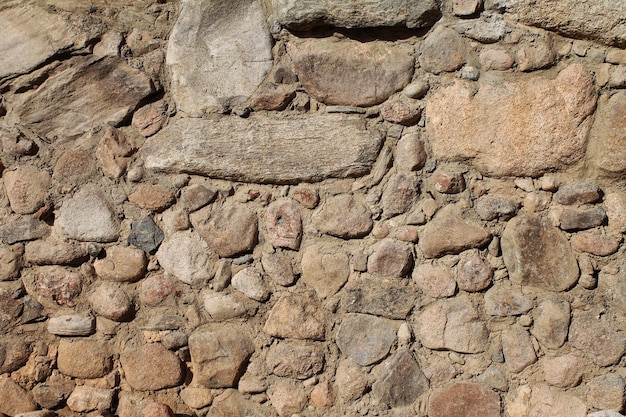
xmin=288 ymin=38 xmax=414 ymax=106
xmin=96 ymin=127 xmax=134 ymax=180
xmin=23 ymin=266 xmax=82 ymax=308
xmin=367 ymin=240 xmax=412 ymax=277
xmin=433 ymin=170 xmax=465 ymax=194
xmin=203 ymin=291 xmax=249 ymax=321
xmin=156 ymin=231 xmax=213 ymax=285
xmin=128 ymin=217 xmax=164 ymax=254
xmin=264 ymin=200 xmax=302 ymax=250
xmin=189 ymin=325 xmax=254 ymax=388
xmin=542 ymin=354 xmax=583 ymax=388
xmin=484 ymin=283 xmax=534 ymax=316
xmin=531 ymin=298 xmax=570 ymax=350
xmin=420 ymin=205 xmax=491 ymax=258
xmin=32 ymin=383 xmax=72 ymax=410
xmin=501 ymin=214 xmax=578 ymax=291
xmin=336 ymin=313 xmax=396 ymax=366
xmin=55 ymin=188 xmax=119 ymax=243
xmin=372 ymin=350 xmax=429 ymax=408
xmin=313 ymin=194 xmax=373 ymax=238
xmin=166 ymin=0 xmax=273 ymax=115
xmin=427 ymin=64 xmax=596 ymax=177
xmin=207 ymin=389 xmax=274 ymax=417
xmin=25 ymin=240 xmax=88 ymax=266
xmin=132 ymin=103 xmax=166 ymax=137
xmin=47 ymin=314 xmax=95 ymax=336
xmin=419 ymin=25 xmax=467 ymax=74
xmin=558 ymin=207 xmax=606 ymax=231
xmin=418 ymin=295 xmax=488 ymax=353
xmin=121 ymin=343 xmax=184 ymax=391
xmin=301 ymin=243 xmax=350 ymax=298
xmin=429 ymin=382 xmax=500 ymax=417
xmin=57 ymin=339 xmax=111 ymax=379
xmin=264 ymin=290 xmax=325 ymax=340
xmin=456 ymin=251 xmax=492 ymax=292
xmin=396 ymin=133 xmax=427 ymax=172
xmin=588 ymin=92 xmax=626 ymax=176
xmin=342 ymin=276 xmax=416 ymax=319
xmin=381 ymin=173 xmax=420 ymax=218
xmin=3 ymin=168 xmax=50 ymax=215
xmin=0 ymin=376 xmax=37 ymax=416
xmin=267 ymin=341 xmax=325 ymax=379
xmin=268 ymin=380 xmax=308 ymax=417
xmin=335 ymin=359 xmax=369 ymax=402
xmin=261 ymin=252 xmax=296 ymax=287
xmin=569 ymin=311 xmax=625 ymax=367
xmin=144 ymin=115 xmax=383 ymax=184
xmin=0 ymin=245 xmax=22 ymax=281
xmin=273 ymin=0 xmax=440 ymax=29
xmin=231 ymin=267 xmax=269 ymax=302
xmin=94 ymin=246 xmax=147 ymax=282
xmin=588 ymin=373 xmax=625 ymax=412
xmin=13 ymin=56 xmax=152 ymax=141
xmin=191 ymin=204 xmax=257 ymax=258
xmin=289 ymin=184 xmax=319 ymax=209
xmin=412 ymin=263 xmax=457 ymax=298
xmin=128 ymin=184 xmax=175 ymax=212
xmin=502 ymin=325 xmax=537 ymax=373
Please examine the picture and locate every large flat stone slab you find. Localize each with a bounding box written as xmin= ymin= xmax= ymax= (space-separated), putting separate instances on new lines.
xmin=272 ymin=0 xmax=440 ymax=29
xmin=142 ymin=115 xmax=384 ymax=184
xmin=426 ymin=64 xmax=596 ymax=177
xmin=166 ymin=0 xmax=273 ymax=116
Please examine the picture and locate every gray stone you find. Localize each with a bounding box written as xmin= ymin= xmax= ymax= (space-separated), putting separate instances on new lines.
xmin=55 ymin=188 xmax=119 ymax=243
xmin=261 ymin=252 xmax=296 ymax=287
xmin=264 ymin=290 xmax=326 ymax=340
xmin=312 ymin=194 xmax=373 ymax=238
xmin=475 ymin=195 xmax=519 ymax=221
xmin=381 ymin=173 xmax=420 ymax=218
xmin=569 ymin=310 xmax=625 ymax=367
xmin=426 ymin=64 xmax=596 ymax=177
xmin=32 ymin=383 xmax=72 ymax=410
xmin=502 ymin=324 xmax=537 ymax=373
xmin=301 ymin=243 xmax=350 ymax=298
xmin=336 ymin=313 xmax=396 ymax=366
xmin=484 ymin=283 xmax=534 ymax=316
xmin=192 ymin=204 xmax=258 ymax=258
xmin=419 ymin=25 xmax=467 ymax=74
xmin=0 ymin=216 xmax=49 ymax=244
xmin=12 ymin=56 xmax=152 ymax=141
xmin=266 ymin=341 xmax=325 ymax=379
xmin=120 ymin=343 xmax=184 ymax=391
xmin=588 ymin=92 xmax=626 ymax=176
xmin=231 ymin=267 xmax=269 ymax=302
xmin=558 ymin=207 xmax=606 ymax=231
xmin=342 ymin=276 xmax=416 ymax=319
xmin=47 ymin=314 xmax=95 ymax=336
xmin=419 ymin=205 xmax=491 ymax=258
xmin=372 ymin=349 xmax=429 ymax=408
xmin=531 ymin=298 xmax=571 ymax=349
xmin=288 ymin=38 xmax=414 ymax=106
xmin=128 ymin=217 xmax=164 ymax=254
xmin=554 ymin=181 xmax=601 ymax=205
xmin=166 ymin=0 xmax=273 ymax=115
xmin=272 ymin=0 xmax=440 ymax=29
xmin=418 ymin=295 xmax=489 ymax=353
xmin=156 ymin=231 xmax=213 ymax=285
xmin=367 ymin=240 xmax=413 ymax=277
xmin=501 ymin=214 xmax=579 ymax=291
xmin=189 ymin=325 xmax=254 ymax=388
xmin=143 ymin=115 xmax=384 ymax=184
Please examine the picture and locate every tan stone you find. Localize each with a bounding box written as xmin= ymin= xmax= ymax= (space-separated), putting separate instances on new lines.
xmin=120 ymin=343 xmax=184 ymax=391
xmin=429 ymin=382 xmax=500 ymax=417
xmin=301 ymin=243 xmax=350 ymax=299
xmin=57 ymin=339 xmax=112 ymax=379
xmin=419 ymin=25 xmax=467 ymax=74
xmin=312 ymin=194 xmax=372 ymax=238
xmin=570 ymin=231 xmax=621 ymax=256
xmin=502 ymin=325 xmax=537 ymax=373
xmin=588 ymin=92 xmax=626 ymax=176
xmin=569 ymin=310 xmax=625 ymax=367
xmin=542 ymin=355 xmax=583 ymax=388
xmin=412 ymin=263 xmax=457 ymax=298
xmin=264 ymin=291 xmax=325 ymax=340
xmin=264 ymin=199 xmax=302 ymax=250
xmin=267 ymin=380 xmax=307 ymax=417
xmin=96 ymin=127 xmax=135 ymax=180
xmin=192 ymin=204 xmax=257 ymax=258
xmin=128 ymin=184 xmax=175 ymax=212
xmin=54 ymin=150 xmax=96 ymax=184
xmin=3 ymin=168 xmax=50 ymax=215
xmin=0 ymin=376 xmax=37 ymax=416
xmin=94 ymin=246 xmax=147 ymax=282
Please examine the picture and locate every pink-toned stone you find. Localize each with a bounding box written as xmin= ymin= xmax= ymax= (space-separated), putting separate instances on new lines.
xmin=264 ymin=290 xmax=326 ymax=340
xmin=412 ymin=263 xmax=457 ymax=298
xmin=433 ymin=170 xmax=465 ymax=194
xmin=192 ymin=204 xmax=258 ymax=258
xmin=89 ymin=283 xmax=133 ymax=321
xmin=53 ymin=150 xmax=96 ymax=184
xmin=24 ymin=266 xmax=82 ymax=308
xmin=94 ymin=246 xmax=147 ymax=282
xmin=312 ymin=194 xmax=372 ymax=238
xmin=120 ymin=343 xmax=184 ymax=391
xmin=128 ymin=184 xmax=175 ymax=212
xmin=367 ymin=240 xmax=412 ymax=277
xmin=96 ymin=126 xmax=135 ymax=179
xmin=139 ymin=275 xmax=180 ymax=306
xmin=395 ymin=225 xmax=419 ymax=242
xmin=380 ymin=95 xmax=421 ymax=125
xmin=456 ymin=251 xmax=492 ymax=292
xmin=429 ymin=382 xmax=500 ymax=417
xmin=479 ymin=48 xmax=515 ymax=70
xmin=288 ymin=38 xmax=414 ymax=107
xmin=264 ymin=199 xmax=302 ymax=250
xmin=179 ymin=184 xmax=216 ymax=212
xmin=249 ymin=83 xmax=297 ymax=111
xmin=395 ymin=133 xmax=427 ymax=172
xmin=142 ymin=402 xmax=174 ymax=417
xmin=132 ymin=104 xmax=166 ymax=137
xmin=427 ymin=64 xmax=596 ymax=177
xmin=289 ymin=184 xmax=319 ymax=209
xmin=3 ymin=168 xmax=50 ymax=215
xmin=311 ymin=381 xmax=335 ymax=407
xmin=542 ymin=354 xmax=583 ymax=388
xmin=268 ymin=380 xmax=308 ymax=417
xmin=570 ymin=231 xmax=621 ymax=256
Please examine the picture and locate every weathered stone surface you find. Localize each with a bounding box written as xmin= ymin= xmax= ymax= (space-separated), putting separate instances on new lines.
xmin=433 ymin=170 xmax=465 ymax=194
xmin=94 ymin=246 xmax=147 ymax=282
xmin=0 ymin=245 xmax=22 ymax=281
xmin=31 ymin=383 xmax=72 ymax=410
xmin=3 ymin=168 xmax=50 ymax=215
xmin=207 ymin=389 xmax=275 ymax=417
xmin=558 ymin=207 xmax=606 ymax=231
xmin=336 ymin=313 xmax=396 ymax=366
xmin=264 ymin=200 xmax=302 ymax=250
xmin=479 ymin=48 xmax=515 ymax=71
xmin=506 ymin=384 xmax=587 ymax=417
xmin=132 ymin=103 xmax=166 ymax=138
xmin=412 ymin=263 xmax=457 ymax=298
xmin=191 ymin=204 xmax=257 ymax=258
xmin=13 ymin=56 xmax=152 ymax=141
xmin=166 ymin=0 xmax=273 ymax=115
xmin=128 ymin=184 xmax=175 ymax=212
xmin=516 ymin=39 xmax=556 ymax=72
xmin=47 ymin=314 xmax=95 ymax=336
xmin=312 ymin=194 xmax=373 ymax=238
xmin=571 ymin=231 xmax=621 ymax=256
xmin=273 ymin=0 xmax=440 ymax=29
xmin=55 ymin=188 xmax=119 ymax=243
xmin=261 ymin=252 xmax=296 ymax=287
xmin=0 ymin=216 xmax=49 ymax=245
xmin=66 ymin=386 xmax=114 ymax=412
xmin=54 ymin=149 xmax=96 ymax=185
xmin=121 ymin=343 xmax=184 ymax=391
xmin=142 ymin=402 xmax=174 ymax=417
xmin=531 ymin=298 xmax=570 ymax=350
xmin=231 ymin=267 xmax=269 ymax=302
xmin=140 ymin=275 xmax=179 ymax=306
xmin=0 ymin=6 xmax=87 ymax=80
xmin=501 ymin=214 xmax=578 ymax=291
xmin=588 ymin=373 xmax=625 ymax=412
xmin=289 ymin=185 xmax=319 ymax=209
xmin=301 ymin=243 xmax=350 ymax=299
xmin=502 ymin=325 xmax=537 ymax=373
xmin=0 ymin=337 xmax=31 ymax=374
xmin=484 ymin=283 xmax=533 ymax=316
xmin=268 ymin=380 xmax=307 ymax=417
xmin=420 ymin=25 xmax=467 ymax=74
xmin=429 ymin=382 xmax=500 ymax=417
xmin=342 ymin=276 xmax=416 ymax=319
xmin=475 ymin=195 xmax=518 ymax=221
xmin=570 ymin=311 xmax=625 ymax=367
xmin=203 ymin=291 xmax=249 ymax=321
xmin=554 ymin=181 xmax=601 ymax=205
xmin=396 ymin=133 xmax=427 ymax=172
xmin=57 ymin=339 xmax=113 ymax=379
xmin=95 ymin=127 xmax=134 ymax=180
xmin=264 ymin=290 xmax=325 ymax=340
xmin=288 ymin=38 xmax=414 ymax=107
xmin=23 ymin=266 xmax=82 ymax=308
xmin=606 ymin=193 xmax=626 ymax=233
xmin=417 ymin=295 xmax=489 ymax=353
xmin=420 ymin=205 xmax=491 ymax=258
xmin=189 ymin=325 xmax=254 ymax=388
xmin=156 ymin=231 xmax=213 ymax=285
xmin=0 ymin=376 xmax=37 ymax=416
xmin=456 ymin=251 xmax=493 ymax=292
xmin=144 ymin=115 xmax=383 ymax=184
xmin=503 ymin=0 xmax=626 ymax=48
xmin=367 ymin=240 xmax=412 ymax=277
xmin=335 ymin=358 xmax=369 ymax=402
xmin=427 ymin=64 xmax=596 ymax=177
xmin=542 ymin=354 xmax=583 ymax=388
xmin=589 ymin=92 xmax=626 ymax=175
xmin=89 ymin=283 xmax=133 ymax=321
xmin=25 ymin=239 xmax=88 ymax=266
xmin=381 ymin=173 xmax=420 ymax=218
xmin=128 ymin=217 xmax=164 ymax=254
xmin=266 ymin=341 xmax=325 ymax=379
xmin=180 ymin=184 xmax=216 ymax=213
xmin=310 ymin=380 xmax=334 ymax=407
xmin=372 ymin=349 xmax=429 ymax=408
xmin=180 ymin=387 xmax=213 ymax=410
xmin=380 ymin=95 xmax=422 ymax=126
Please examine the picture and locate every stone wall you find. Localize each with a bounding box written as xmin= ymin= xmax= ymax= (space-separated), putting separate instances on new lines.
xmin=0 ymin=0 xmax=625 ymax=416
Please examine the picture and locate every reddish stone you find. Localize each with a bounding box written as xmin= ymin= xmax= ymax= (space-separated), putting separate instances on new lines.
xmin=433 ymin=170 xmax=466 ymax=194
xmin=139 ymin=275 xmax=180 ymax=306
xmin=311 ymin=381 xmax=335 ymax=407
xmin=380 ymin=95 xmax=421 ymax=125
xmin=128 ymin=184 xmax=176 ymax=212
xmin=142 ymin=402 xmax=174 ymax=417
xmin=96 ymin=126 xmax=135 ymax=179
xmin=570 ymin=231 xmax=621 ymax=256
xmin=192 ymin=204 xmax=258 ymax=258
xmin=120 ymin=344 xmax=184 ymax=391
xmin=289 ymin=185 xmax=319 ymax=208
xmin=179 ymin=184 xmax=216 ymax=212
xmin=132 ymin=104 xmax=166 ymax=137
xmin=28 ymin=266 xmax=82 ymax=307
xmin=367 ymin=240 xmax=412 ymax=277
xmin=54 ymin=150 xmax=96 ymax=184
xmin=429 ymin=383 xmax=500 ymax=417
xmin=264 ymin=199 xmax=302 ymax=250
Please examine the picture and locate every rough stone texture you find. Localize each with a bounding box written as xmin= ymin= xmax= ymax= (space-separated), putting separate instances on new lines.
xmin=3 ymin=168 xmax=50 ymax=215
xmin=588 ymin=92 xmax=626 ymax=175
xmin=264 ymin=291 xmax=325 ymax=340
xmin=267 ymin=380 xmax=308 ymax=417
xmin=396 ymin=133 xmax=427 ymax=172
xmin=261 ymin=252 xmax=296 ymax=287
xmin=531 ymin=298 xmax=571 ymax=349
xmin=429 ymin=382 xmax=500 ymax=417
xmin=120 ymin=343 xmax=184 ymax=391
xmin=506 ymin=384 xmax=587 ymax=417
xmin=188 ymin=326 xmax=254 ymax=388
xmin=381 ymin=173 xmax=420 ymax=218
xmin=412 ymin=263 xmax=457 ymax=298
xmin=0 ymin=376 xmax=37 ymax=416
xmin=207 ymin=389 xmax=274 ymax=417
xmin=0 ymin=216 xmax=49 ymax=245
xmin=55 ymin=188 xmax=119 ymax=243
xmin=12 ymin=56 xmax=153 ymax=141
xmin=501 ymin=214 xmax=579 ymax=291
xmin=266 ymin=341 xmax=325 ymax=379
xmin=47 ymin=313 xmax=95 ymax=336
xmin=502 ymin=324 xmax=537 ymax=373
xmin=156 ymin=231 xmax=213 ymax=285
xmin=139 ymin=275 xmax=179 ymax=306
xmin=288 ymin=38 xmax=414 ymax=107
xmin=419 ymin=25 xmax=467 ymax=74
xmin=569 ymin=311 xmax=625 ymax=367
xmin=503 ymin=0 xmax=626 ymax=48
xmin=89 ymin=283 xmax=133 ymax=321
xmin=571 ymin=231 xmax=621 ymax=256
xmin=335 ymin=359 xmax=369 ymax=402
xmin=96 ymin=127 xmax=134 ymax=180
xmin=427 ymin=64 xmax=596 ymax=177
xmin=264 ymin=200 xmax=302 ymax=250
xmin=144 ymin=116 xmax=384 ymax=184
xmin=342 ymin=276 xmax=416 ymax=319
xmin=192 ymin=204 xmax=257 ymax=258
xmin=25 ymin=240 xmax=88 ymax=266
xmin=554 ymin=181 xmax=601 ymax=205
xmin=231 ymin=267 xmax=269 ymax=302
xmin=367 ymin=240 xmax=412 ymax=277
xmin=336 ymin=313 xmax=396 ymax=366
xmin=558 ymin=207 xmax=606 ymax=231
xmin=203 ymin=291 xmax=249 ymax=321
xmin=542 ymin=354 xmax=583 ymax=388
xmin=480 ymin=48 xmax=515 ymax=70
xmin=475 ymin=195 xmax=518 ymax=221
xmin=587 ymin=373 xmax=625 ymax=412
xmin=0 ymin=337 xmax=31 ymax=374
xmin=66 ymin=386 xmax=114 ymax=412
xmin=23 ymin=265 xmax=82 ymax=308
xmin=301 ymin=243 xmax=350 ymax=299
xmin=456 ymin=251 xmax=493 ymax=292
xmin=372 ymin=349 xmax=429 ymax=408
xmin=166 ymin=0 xmax=272 ymax=115
xmin=128 ymin=217 xmax=164 ymax=254
xmin=380 ymin=95 xmax=422 ymax=126
xmin=484 ymin=283 xmax=534 ymax=316
xmin=313 ymin=194 xmax=373 ymax=238
xmin=128 ymin=184 xmax=175 ymax=212
xmin=419 ymin=205 xmax=491 ymax=258
xmin=57 ymin=339 xmax=111 ymax=379
xmin=273 ymin=0 xmax=440 ymax=29
xmin=94 ymin=246 xmax=147 ymax=282
xmin=418 ymin=295 xmax=489 ymax=353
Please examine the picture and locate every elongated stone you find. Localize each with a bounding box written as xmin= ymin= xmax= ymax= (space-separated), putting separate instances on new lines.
xmin=143 ymin=115 xmax=384 ymax=184
xmin=47 ymin=314 xmax=95 ymax=336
